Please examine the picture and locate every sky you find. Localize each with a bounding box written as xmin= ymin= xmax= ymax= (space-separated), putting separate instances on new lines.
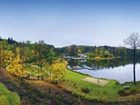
xmin=0 ymin=0 xmax=140 ymax=47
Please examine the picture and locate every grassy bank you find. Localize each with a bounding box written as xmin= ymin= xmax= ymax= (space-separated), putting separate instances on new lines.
xmin=0 ymin=82 xmax=20 ymax=105
xmin=61 ymin=70 xmax=123 ymax=102
xmin=59 ymin=70 xmax=140 ymax=103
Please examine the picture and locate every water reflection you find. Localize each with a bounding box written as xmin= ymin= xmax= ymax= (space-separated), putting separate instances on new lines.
xmin=67 ymin=58 xmax=140 ymax=70
xmin=67 ymin=58 xmax=140 ymax=83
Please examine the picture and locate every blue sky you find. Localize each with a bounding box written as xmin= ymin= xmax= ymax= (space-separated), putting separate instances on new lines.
xmin=0 ymin=0 xmax=140 ymax=47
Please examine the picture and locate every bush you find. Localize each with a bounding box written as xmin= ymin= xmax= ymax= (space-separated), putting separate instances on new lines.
xmin=81 ymin=87 xmax=90 ymax=93
xmin=130 ymin=88 xmax=137 ymax=94
xmin=118 ymin=89 xmax=126 ymax=96
xmin=118 ymin=88 xmax=137 ymax=96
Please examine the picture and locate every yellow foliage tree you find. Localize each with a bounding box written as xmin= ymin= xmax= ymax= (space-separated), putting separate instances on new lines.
xmin=6 ymin=48 xmax=26 ymax=77
xmin=0 ymin=44 xmax=14 ymax=68
xmin=49 ymin=59 xmax=67 ymax=81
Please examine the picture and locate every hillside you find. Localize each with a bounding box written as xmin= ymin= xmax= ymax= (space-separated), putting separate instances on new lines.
xmin=0 ymin=68 xmax=93 ymax=105
xmin=0 ymin=69 xmax=20 ymax=105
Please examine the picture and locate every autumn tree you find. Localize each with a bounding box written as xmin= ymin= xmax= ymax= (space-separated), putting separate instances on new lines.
xmin=49 ymin=58 xmax=67 ymax=82
xmin=124 ymin=33 xmax=140 ymax=83
xmin=0 ymin=41 xmax=14 ymax=68
xmin=6 ymin=48 xmax=26 ymax=77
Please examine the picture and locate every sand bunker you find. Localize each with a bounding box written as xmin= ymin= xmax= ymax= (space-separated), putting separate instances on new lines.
xmin=82 ymin=77 xmax=108 ymax=86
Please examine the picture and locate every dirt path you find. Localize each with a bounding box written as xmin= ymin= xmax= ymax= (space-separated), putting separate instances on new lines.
xmin=82 ymin=77 xmax=108 ymax=86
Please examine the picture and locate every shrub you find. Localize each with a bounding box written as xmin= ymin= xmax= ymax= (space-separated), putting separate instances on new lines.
xmin=118 ymin=89 xmax=126 ymax=96
xmin=118 ymin=88 xmax=137 ymax=96
xmin=81 ymin=87 xmax=90 ymax=93
xmin=130 ymin=88 xmax=137 ymax=94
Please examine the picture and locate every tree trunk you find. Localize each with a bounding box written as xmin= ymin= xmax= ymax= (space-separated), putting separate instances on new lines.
xmin=133 ymin=47 xmax=136 ymax=84
xmin=38 ymin=68 xmax=40 ymax=80
xmin=41 ymin=65 xmax=43 ymax=80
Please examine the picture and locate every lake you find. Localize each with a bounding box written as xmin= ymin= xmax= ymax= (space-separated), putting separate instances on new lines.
xmin=67 ymin=58 xmax=140 ymax=84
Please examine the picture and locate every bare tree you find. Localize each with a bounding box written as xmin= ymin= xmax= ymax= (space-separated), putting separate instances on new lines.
xmin=124 ymin=33 xmax=140 ymax=83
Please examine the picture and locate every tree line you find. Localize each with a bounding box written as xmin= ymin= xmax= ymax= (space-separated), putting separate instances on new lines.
xmin=57 ymin=45 xmax=140 ymax=59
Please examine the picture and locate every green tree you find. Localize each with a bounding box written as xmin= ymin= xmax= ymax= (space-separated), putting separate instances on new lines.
xmin=34 ymin=40 xmax=48 ymax=80
xmin=67 ymin=45 xmax=78 ymax=57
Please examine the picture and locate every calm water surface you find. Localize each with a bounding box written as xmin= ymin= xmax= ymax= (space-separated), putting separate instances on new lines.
xmin=75 ymin=64 xmax=140 ymax=84
xmin=67 ymin=59 xmax=140 ymax=84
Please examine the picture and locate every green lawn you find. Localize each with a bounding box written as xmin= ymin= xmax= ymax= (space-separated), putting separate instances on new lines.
xmin=63 ymin=70 xmax=124 ymax=102
xmin=0 ymin=83 xmax=20 ymax=105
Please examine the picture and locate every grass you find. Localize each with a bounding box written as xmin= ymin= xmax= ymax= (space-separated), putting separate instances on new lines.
xmin=119 ymin=81 xmax=140 ymax=96
xmin=24 ymin=65 xmax=140 ymax=103
xmin=122 ymin=81 xmax=140 ymax=90
xmin=0 ymin=82 xmax=20 ymax=105
xmin=63 ymin=70 xmax=124 ymax=102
